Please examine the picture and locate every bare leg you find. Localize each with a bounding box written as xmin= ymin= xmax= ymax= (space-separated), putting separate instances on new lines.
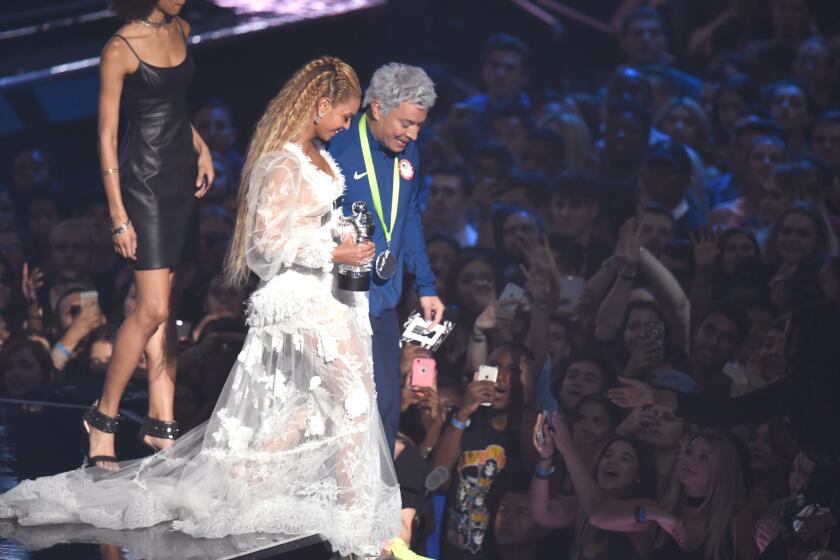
xmin=143 ymin=269 xmax=182 ymax=449
xmin=143 ymin=315 xmax=177 ymax=449
xmin=87 ymin=268 xmax=174 ymax=468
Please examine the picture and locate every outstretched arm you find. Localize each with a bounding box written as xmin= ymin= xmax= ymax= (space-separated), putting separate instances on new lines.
xmin=638 ymin=248 xmax=691 ymax=353
xmin=595 ymin=220 xmax=640 ymax=341
xmin=608 ymin=376 xmax=794 ymax=429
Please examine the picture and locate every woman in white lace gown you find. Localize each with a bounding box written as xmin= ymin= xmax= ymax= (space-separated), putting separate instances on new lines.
xmin=0 ymin=56 xmax=401 ymax=558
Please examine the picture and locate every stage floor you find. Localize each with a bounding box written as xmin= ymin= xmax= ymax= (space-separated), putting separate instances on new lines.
xmin=0 ymin=401 xmax=332 ymax=560
xmin=0 ymin=524 xmax=329 ymax=560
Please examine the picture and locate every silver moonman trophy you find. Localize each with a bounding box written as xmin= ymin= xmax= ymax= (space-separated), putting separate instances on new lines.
xmin=337 ymin=201 xmax=375 ymax=291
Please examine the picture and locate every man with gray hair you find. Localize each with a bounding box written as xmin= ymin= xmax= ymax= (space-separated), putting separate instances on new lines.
xmin=329 ymin=62 xmax=443 ymax=456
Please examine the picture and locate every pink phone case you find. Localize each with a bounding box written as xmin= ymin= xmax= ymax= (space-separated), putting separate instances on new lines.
xmin=411 ymin=358 xmax=437 ymax=388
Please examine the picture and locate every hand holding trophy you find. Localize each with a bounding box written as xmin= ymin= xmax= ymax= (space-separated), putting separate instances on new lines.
xmin=337 ymin=201 xmax=375 ymax=291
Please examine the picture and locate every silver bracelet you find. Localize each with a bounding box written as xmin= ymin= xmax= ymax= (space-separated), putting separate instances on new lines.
xmin=111 ymin=219 xmax=132 ymax=236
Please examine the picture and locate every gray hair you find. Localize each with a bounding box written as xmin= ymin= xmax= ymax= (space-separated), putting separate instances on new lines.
xmin=363 ymin=63 xmax=437 ymax=116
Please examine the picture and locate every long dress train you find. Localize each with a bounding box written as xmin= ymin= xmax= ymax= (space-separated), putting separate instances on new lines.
xmin=0 ymin=143 xmax=402 ymax=557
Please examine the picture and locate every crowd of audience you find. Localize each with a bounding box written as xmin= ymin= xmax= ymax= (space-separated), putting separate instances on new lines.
xmin=2 ymin=0 xmax=840 ymax=558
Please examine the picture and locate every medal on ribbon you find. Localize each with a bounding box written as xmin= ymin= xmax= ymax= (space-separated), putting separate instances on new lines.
xmin=359 ymin=113 xmax=400 ymax=280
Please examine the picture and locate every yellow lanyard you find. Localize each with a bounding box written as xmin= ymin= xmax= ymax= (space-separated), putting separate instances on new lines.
xmin=358 ymin=113 xmax=399 ymax=245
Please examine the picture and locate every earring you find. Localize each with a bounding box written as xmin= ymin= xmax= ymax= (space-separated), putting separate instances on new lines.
xmin=314 ymin=112 xmax=324 ymax=125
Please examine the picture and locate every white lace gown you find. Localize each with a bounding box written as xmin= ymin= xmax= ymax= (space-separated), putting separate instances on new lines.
xmin=0 ymin=143 xmax=402 ymax=557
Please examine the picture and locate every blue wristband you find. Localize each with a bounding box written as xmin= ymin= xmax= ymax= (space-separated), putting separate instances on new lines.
xmin=635 ymin=505 xmax=647 ymax=524
xmin=451 ymin=416 xmax=470 ymax=430
xmin=54 ymin=342 xmax=72 ymax=359
xmin=535 ymin=464 xmax=556 ymax=480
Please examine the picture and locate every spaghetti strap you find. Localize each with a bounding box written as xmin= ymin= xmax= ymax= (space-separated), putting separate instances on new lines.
xmin=113 ymin=34 xmax=141 ymax=61
xmin=174 ymin=17 xmax=186 ymax=40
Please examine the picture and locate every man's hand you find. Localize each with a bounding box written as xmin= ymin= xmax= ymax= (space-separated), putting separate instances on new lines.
xmin=419 ymin=295 xmax=445 ymax=328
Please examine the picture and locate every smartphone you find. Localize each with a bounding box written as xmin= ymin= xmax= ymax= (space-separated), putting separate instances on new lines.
xmin=175 ymin=319 xmax=192 ymax=342
xmin=536 ymin=358 xmax=560 ymax=418
xmin=556 ymin=276 xmax=584 ymax=314
xmin=644 ymin=320 xmax=665 ymax=342
xmin=498 ymin=282 xmax=526 ymax=312
xmin=644 ymin=320 xmax=665 ymax=364
xmin=535 ymin=412 xmax=546 ymax=446
xmin=475 ymin=365 xmax=498 ymax=407
xmin=475 ymin=364 xmax=499 ymax=383
xmin=411 ymin=358 xmax=437 ymax=390
xmin=80 ymin=290 xmax=98 ymax=310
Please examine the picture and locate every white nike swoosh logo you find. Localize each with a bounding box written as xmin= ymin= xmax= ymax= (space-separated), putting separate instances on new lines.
xmin=353 ymin=171 xmax=368 ymax=180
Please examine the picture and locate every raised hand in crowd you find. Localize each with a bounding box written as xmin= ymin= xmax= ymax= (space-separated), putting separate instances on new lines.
xmin=411 ymin=384 xmax=445 ymax=459
xmin=474 ymin=299 xmax=516 ymax=337
xmin=608 ymin=376 xmax=658 ymax=409
xmin=412 ymin=385 xmax=443 ymax=428
xmin=399 ymin=343 xmax=431 ymax=413
xmin=689 ymin=224 xmax=720 ymax=322
xmin=754 ymin=512 xmax=782 ymax=553
xmin=690 ymin=224 xmax=720 ymax=271
xmin=595 ymin=219 xmax=641 ymax=341
xmin=21 ymin=263 xmax=44 ymax=303
xmin=532 ymin=411 xmax=557 ymax=460
xmin=623 ymin=335 xmax=665 ymax=379
xmin=615 ymin=218 xmax=642 ymax=272
xmin=21 ymin=263 xmax=45 ymax=332
xmin=518 ymin=234 xmax=561 ymax=307
xmin=52 ymin=301 xmax=106 ymax=371
xmin=458 ymin=379 xmax=498 ymax=421
xmin=467 ymin=299 xmax=520 ymax=374
xmin=546 ymin=410 xmax=573 ymax=453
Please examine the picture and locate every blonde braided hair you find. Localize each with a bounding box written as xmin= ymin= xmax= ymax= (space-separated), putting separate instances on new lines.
xmin=223 ymin=56 xmax=360 ymax=288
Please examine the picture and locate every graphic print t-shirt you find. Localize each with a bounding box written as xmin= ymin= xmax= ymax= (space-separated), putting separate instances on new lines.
xmin=442 ymin=414 xmax=520 ymax=560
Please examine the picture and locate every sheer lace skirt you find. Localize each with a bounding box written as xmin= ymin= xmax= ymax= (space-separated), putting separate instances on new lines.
xmin=0 ymin=271 xmax=401 ymax=557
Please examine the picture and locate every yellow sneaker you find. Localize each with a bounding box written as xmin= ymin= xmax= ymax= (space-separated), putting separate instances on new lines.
xmin=385 ymin=538 xmax=432 ymax=560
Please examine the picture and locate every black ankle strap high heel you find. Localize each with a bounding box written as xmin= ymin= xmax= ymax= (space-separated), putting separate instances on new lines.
xmin=81 ymin=402 xmax=119 ymax=467
xmin=139 ymin=417 xmax=180 ymax=450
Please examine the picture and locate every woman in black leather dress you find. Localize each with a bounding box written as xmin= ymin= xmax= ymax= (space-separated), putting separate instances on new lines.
xmin=85 ymin=0 xmax=214 ymax=468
